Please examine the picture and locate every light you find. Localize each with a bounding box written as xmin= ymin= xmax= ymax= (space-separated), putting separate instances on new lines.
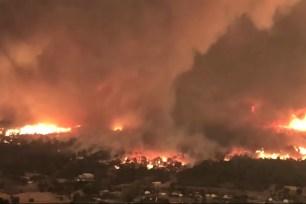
xmin=147 ymin=164 xmax=154 ymax=169
xmin=225 ymin=146 xmax=306 ymax=161
xmin=5 ymin=129 xmax=20 ymax=136
xmin=294 ymin=146 xmax=306 ymax=155
xmin=275 ymin=114 xmax=306 ymax=132
xmin=251 ymin=105 xmax=256 ymax=113
xmin=112 ymin=126 xmax=123 ymax=132
xmin=255 ymin=149 xmax=290 ymax=160
xmin=5 ymin=123 xmax=71 ymax=136
xmin=120 ymin=151 xmax=188 ymax=170
xmin=287 ymin=114 xmax=306 ymax=131
xmin=224 ymin=112 xmax=306 ymax=161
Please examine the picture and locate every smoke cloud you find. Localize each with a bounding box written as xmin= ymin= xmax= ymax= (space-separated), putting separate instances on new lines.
xmin=174 ymin=1 xmax=306 ymax=155
xmin=0 ymin=0 xmax=302 ymax=159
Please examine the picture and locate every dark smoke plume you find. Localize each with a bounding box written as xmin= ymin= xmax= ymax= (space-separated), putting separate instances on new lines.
xmin=0 ymin=0 xmax=301 ymax=159
xmin=174 ymin=1 xmax=306 ymax=156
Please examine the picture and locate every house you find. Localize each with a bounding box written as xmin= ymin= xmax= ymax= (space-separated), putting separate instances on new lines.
xmin=284 ymin=186 xmax=298 ymax=192
xmin=77 ymin=173 xmax=94 ymax=182
xmin=152 ymin=181 xmax=162 ymax=187
xmin=56 ymin=178 xmax=68 ymax=184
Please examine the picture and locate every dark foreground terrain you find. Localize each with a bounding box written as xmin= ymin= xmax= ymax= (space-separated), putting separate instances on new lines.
xmin=0 ymin=135 xmax=305 ymax=203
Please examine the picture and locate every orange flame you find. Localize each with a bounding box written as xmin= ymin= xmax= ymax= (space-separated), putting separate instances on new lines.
xmin=225 ymin=146 xmax=306 ymax=161
xmin=112 ymin=125 xmax=123 ymax=132
xmin=5 ymin=123 xmax=71 ymax=136
xmin=120 ymin=151 xmax=188 ymax=170
xmin=295 ymin=146 xmax=306 ymax=155
xmin=274 ymin=114 xmax=306 ymax=132
xmin=255 ymin=149 xmax=290 ymax=160
xmin=287 ymin=114 xmax=306 ymax=132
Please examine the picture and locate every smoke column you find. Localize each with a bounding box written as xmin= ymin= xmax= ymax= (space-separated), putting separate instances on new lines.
xmin=0 ymin=0 xmax=301 ymax=159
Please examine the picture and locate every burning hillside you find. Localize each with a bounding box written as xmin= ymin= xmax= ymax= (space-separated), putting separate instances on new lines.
xmin=275 ymin=114 xmax=306 ymax=133
xmin=1 ymin=0 xmax=306 ymax=165
xmin=5 ymin=109 xmax=306 ymax=165
xmin=4 ymin=123 xmax=72 ymax=136
xmin=119 ymin=151 xmax=188 ymax=170
xmin=224 ymin=112 xmax=306 ymax=161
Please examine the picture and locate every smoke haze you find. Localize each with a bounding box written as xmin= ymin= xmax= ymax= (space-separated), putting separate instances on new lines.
xmin=0 ymin=0 xmax=303 ymax=159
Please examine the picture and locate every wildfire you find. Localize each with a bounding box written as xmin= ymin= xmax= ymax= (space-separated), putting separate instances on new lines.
xmin=255 ymin=149 xmax=290 ymax=160
xmin=274 ymin=114 xmax=306 ymax=132
xmin=225 ymin=146 xmax=306 ymax=161
xmin=147 ymin=163 xmax=154 ymax=169
xmin=120 ymin=151 xmax=188 ymax=170
xmin=5 ymin=123 xmax=71 ymax=136
xmin=224 ymin=112 xmax=306 ymax=161
xmin=112 ymin=125 xmax=123 ymax=132
xmin=224 ymin=147 xmax=252 ymax=161
xmin=111 ymin=121 xmax=124 ymax=132
xmin=295 ymin=146 xmax=306 ymax=155
xmin=286 ymin=114 xmax=306 ymax=132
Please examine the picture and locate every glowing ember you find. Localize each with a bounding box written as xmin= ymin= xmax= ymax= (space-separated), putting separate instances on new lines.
xmin=5 ymin=123 xmax=71 ymax=136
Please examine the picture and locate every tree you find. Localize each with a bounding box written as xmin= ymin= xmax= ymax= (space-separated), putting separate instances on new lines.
xmin=10 ymin=196 xmax=20 ymax=204
xmin=121 ymin=182 xmax=141 ymax=202
xmin=296 ymin=188 xmax=303 ymax=195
